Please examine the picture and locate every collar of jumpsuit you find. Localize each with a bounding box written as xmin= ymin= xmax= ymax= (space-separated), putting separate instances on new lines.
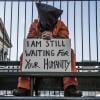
xmin=36 ymin=3 xmax=63 ymax=32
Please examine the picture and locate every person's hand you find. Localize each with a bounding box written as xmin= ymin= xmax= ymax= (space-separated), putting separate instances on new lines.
xmin=41 ymin=31 xmax=53 ymax=40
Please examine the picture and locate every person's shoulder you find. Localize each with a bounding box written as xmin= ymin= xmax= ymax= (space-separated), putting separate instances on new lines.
xmin=31 ymin=19 xmax=39 ymax=25
xmin=30 ymin=19 xmax=39 ymax=26
xmin=57 ymin=20 xmax=65 ymax=25
xmin=57 ymin=20 xmax=63 ymax=23
xmin=34 ymin=19 xmax=39 ymax=23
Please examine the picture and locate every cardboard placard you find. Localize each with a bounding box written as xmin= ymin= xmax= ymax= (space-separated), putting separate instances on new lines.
xmin=22 ymin=39 xmax=71 ymax=72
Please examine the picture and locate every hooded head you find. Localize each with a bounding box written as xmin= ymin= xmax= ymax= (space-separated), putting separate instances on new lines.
xmin=36 ymin=3 xmax=63 ymax=32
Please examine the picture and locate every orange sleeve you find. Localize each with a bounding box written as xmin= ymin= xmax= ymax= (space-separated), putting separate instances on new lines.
xmin=27 ymin=19 xmax=39 ymax=38
xmin=53 ymin=20 xmax=69 ymax=38
xmin=20 ymin=20 xmax=39 ymax=70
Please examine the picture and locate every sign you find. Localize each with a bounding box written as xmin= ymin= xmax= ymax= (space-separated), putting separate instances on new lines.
xmin=22 ymin=39 xmax=71 ymax=72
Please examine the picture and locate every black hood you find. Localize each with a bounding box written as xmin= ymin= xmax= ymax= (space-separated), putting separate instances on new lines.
xmin=36 ymin=3 xmax=63 ymax=32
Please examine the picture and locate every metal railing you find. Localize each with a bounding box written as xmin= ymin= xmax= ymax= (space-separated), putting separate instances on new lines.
xmin=0 ymin=0 xmax=100 ymax=99
xmin=0 ymin=61 xmax=100 ymax=71
xmin=0 ymin=0 xmax=99 ymax=62
xmin=0 ymin=61 xmax=100 ymax=97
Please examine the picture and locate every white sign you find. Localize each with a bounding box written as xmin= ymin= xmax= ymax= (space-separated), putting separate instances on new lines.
xmin=22 ymin=39 xmax=71 ymax=72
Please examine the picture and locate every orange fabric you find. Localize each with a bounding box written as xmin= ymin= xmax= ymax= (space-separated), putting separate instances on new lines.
xmin=63 ymin=49 xmax=78 ymax=90
xmin=27 ymin=19 xmax=39 ymax=38
xmin=27 ymin=19 xmax=69 ymax=39
xmin=18 ymin=77 xmax=30 ymax=89
xmin=53 ymin=20 xmax=69 ymax=38
xmin=18 ymin=19 xmax=78 ymax=90
xmin=18 ymin=54 xmax=31 ymax=89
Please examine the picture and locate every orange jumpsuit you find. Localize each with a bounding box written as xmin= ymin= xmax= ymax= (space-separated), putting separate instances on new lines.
xmin=18 ymin=19 xmax=78 ymax=91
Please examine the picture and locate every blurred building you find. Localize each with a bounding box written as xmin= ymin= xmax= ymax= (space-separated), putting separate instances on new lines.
xmin=0 ymin=18 xmax=12 ymax=61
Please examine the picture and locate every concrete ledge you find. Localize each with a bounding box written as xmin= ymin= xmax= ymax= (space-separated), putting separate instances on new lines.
xmin=0 ymin=96 xmax=100 ymax=100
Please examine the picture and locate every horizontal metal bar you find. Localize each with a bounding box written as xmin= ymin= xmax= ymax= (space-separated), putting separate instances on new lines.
xmin=0 ymin=61 xmax=100 ymax=66
xmin=0 ymin=61 xmax=20 ymax=66
xmin=0 ymin=96 xmax=100 ymax=100
xmin=0 ymin=68 xmax=19 ymax=70
xmin=0 ymin=72 xmax=100 ymax=77
xmin=76 ymin=62 xmax=100 ymax=66
xmin=0 ymin=0 xmax=99 ymax=1
xmin=78 ymin=68 xmax=100 ymax=70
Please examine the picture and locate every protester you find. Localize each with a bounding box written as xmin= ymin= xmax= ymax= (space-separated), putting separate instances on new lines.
xmin=13 ymin=3 xmax=82 ymax=97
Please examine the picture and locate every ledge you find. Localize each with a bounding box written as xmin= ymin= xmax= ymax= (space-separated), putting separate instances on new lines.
xmin=0 ymin=96 xmax=100 ymax=100
xmin=0 ymin=72 xmax=100 ymax=77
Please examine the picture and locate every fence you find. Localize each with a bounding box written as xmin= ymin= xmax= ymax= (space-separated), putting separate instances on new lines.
xmin=0 ymin=0 xmax=100 ymax=99
xmin=0 ymin=0 xmax=100 ymax=61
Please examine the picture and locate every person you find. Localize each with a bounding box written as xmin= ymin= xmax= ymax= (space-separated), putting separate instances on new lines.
xmin=13 ymin=3 xmax=82 ymax=97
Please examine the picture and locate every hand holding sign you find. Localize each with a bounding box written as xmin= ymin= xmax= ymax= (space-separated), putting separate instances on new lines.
xmin=42 ymin=31 xmax=53 ymax=40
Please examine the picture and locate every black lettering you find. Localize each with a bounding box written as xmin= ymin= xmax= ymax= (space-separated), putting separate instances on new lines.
xmin=51 ymin=50 xmax=55 ymax=56
xmin=45 ymin=40 xmax=66 ymax=47
xmin=25 ymin=59 xmax=32 ymax=69
xmin=58 ymin=40 xmax=61 ymax=47
xmin=45 ymin=50 xmax=50 ymax=56
xmin=44 ymin=58 xmax=48 ymax=70
xmin=57 ymin=50 xmax=69 ymax=56
xmin=25 ymin=50 xmax=31 ymax=56
xmin=37 ymin=50 xmax=42 ymax=56
xmin=64 ymin=51 xmax=69 ymax=56
xmin=62 ymin=40 xmax=66 ymax=47
xmin=27 ymin=41 xmax=29 ymax=47
xmin=65 ymin=61 xmax=70 ymax=71
xmin=57 ymin=49 xmax=63 ymax=56
xmin=46 ymin=41 xmax=49 ymax=47
xmin=25 ymin=59 xmax=40 ymax=69
xmin=25 ymin=50 xmax=36 ymax=56
xmin=44 ymin=58 xmax=70 ymax=71
xmin=25 ymin=50 xmax=55 ymax=57
xmin=50 ymin=40 xmax=54 ymax=47
xmin=31 ymin=40 xmax=41 ymax=47
xmin=32 ymin=62 xmax=40 ymax=68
